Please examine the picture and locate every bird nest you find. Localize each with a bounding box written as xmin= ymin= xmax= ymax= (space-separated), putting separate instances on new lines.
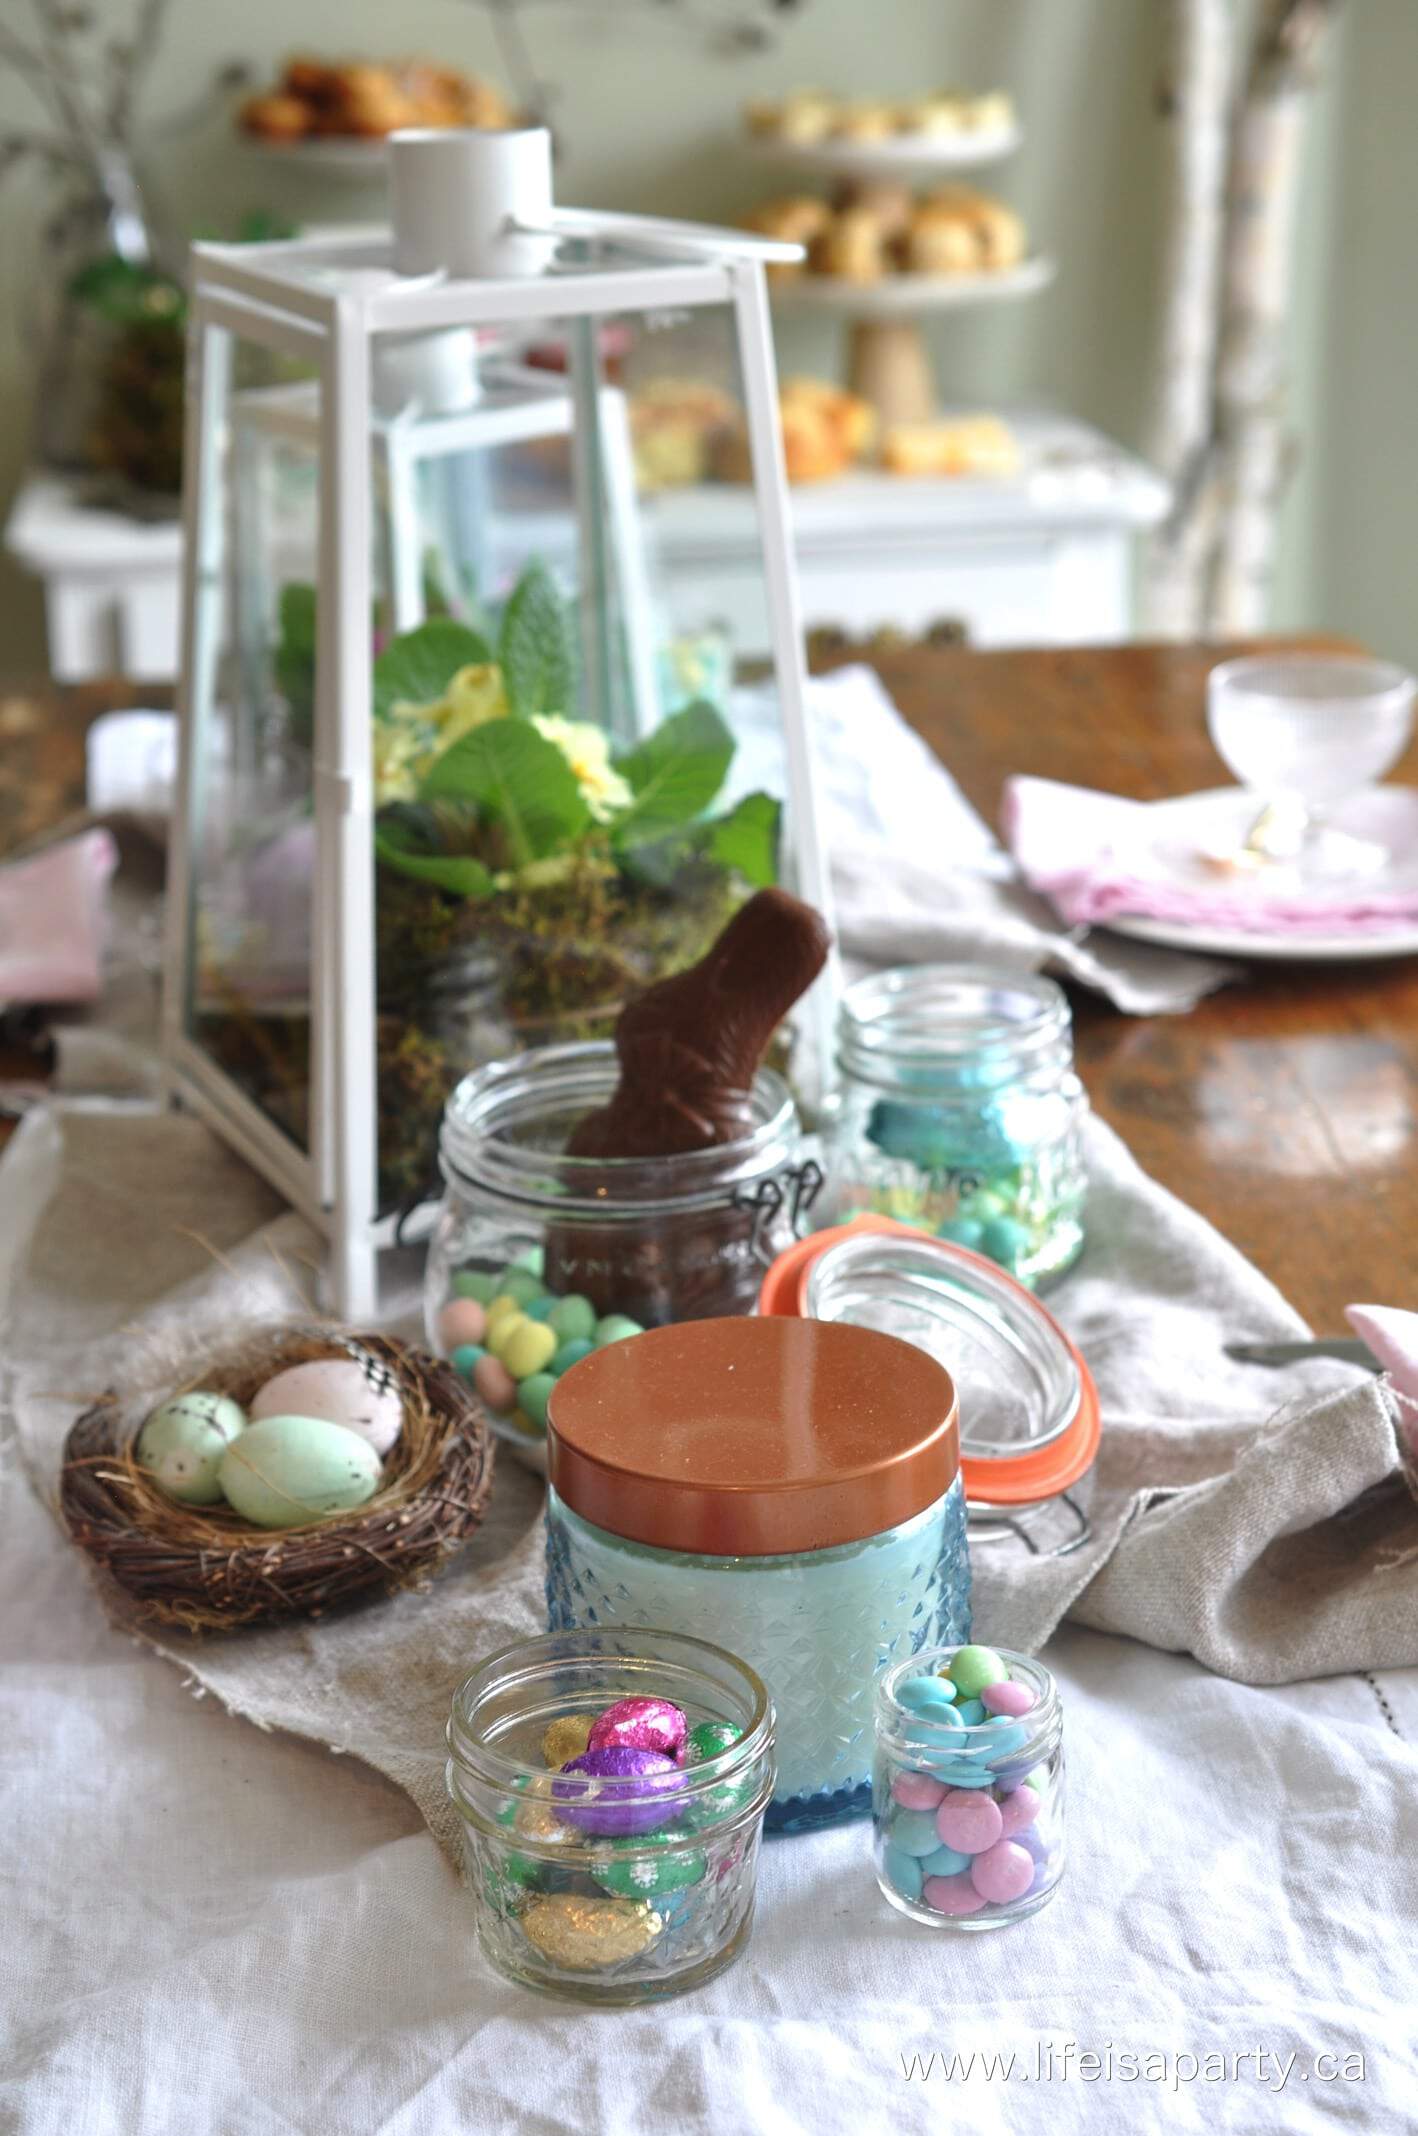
xmin=59 ymin=1326 xmax=495 ymax=1634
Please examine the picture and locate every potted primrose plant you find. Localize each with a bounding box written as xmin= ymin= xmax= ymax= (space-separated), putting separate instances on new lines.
xmin=252 ymin=562 xmax=781 ymax=1209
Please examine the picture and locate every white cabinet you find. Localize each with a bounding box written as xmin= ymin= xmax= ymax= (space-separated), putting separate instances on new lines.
xmin=5 ymin=413 xmax=1167 ymax=681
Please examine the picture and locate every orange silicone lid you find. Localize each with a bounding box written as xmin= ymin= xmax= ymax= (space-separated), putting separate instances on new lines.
xmin=757 ymin=1216 xmax=1100 ymax=1508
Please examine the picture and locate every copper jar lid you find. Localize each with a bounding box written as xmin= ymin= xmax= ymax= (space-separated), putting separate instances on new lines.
xmin=545 ymin=1316 xmax=959 ymax=1557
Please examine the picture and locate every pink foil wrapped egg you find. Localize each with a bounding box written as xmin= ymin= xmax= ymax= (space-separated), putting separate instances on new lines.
xmin=586 ymin=1695 xmax=688 ymax=1761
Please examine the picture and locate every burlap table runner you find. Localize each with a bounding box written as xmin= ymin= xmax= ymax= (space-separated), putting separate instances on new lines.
xmin=3 ymin=1104 xmax=1412 ymax=1865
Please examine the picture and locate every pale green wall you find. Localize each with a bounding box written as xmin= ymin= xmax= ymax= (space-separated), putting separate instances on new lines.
xmin=0 ymin=0 xmax=1405 ymax=667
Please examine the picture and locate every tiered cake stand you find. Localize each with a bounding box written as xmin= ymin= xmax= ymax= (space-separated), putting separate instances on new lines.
xmin=750 ymin=120 xmax=1055 ymax=429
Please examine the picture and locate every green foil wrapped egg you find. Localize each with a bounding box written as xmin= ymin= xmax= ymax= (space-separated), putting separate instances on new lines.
xmin=136 ymin=1391 xmax=247 ymax=1505
xmin=218 ymin=1414 xmax=382 ymax=1529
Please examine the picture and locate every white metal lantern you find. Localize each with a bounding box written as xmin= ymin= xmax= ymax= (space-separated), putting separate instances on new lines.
xmin=163 ymin=128 xmax=833 ymax=1319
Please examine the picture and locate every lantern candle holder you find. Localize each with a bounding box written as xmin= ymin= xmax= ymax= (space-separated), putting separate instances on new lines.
xmin=162 ymin=126 xmax=833 ymax=1317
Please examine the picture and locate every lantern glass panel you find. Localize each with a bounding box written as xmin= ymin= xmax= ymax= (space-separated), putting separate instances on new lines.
xmin=358 ymin=300 xmax=811 ymax=1213
xmin=182 ymin=328 xmax=322 ymax=1162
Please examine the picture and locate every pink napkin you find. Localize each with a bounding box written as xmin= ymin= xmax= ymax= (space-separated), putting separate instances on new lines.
xmin=0 ymin=829 xmax=118 ymax=1005
xmin=1347 ymin=1304 xmax=1418 ymax=1466
xmin=1003 ymin=776 xmax=1418 ymax=934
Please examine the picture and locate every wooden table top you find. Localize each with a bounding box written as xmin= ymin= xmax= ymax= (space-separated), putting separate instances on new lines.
xmin=833 ymin=638 xmax=1418 ymax=1332
xmin=4 ymin=643 xmax=1416 ymax=1330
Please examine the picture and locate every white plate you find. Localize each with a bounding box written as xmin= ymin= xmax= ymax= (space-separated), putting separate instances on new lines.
xmin=1099 ymin=788 xmax=1418 ymax=962
xmin=771 ymin=254 xmax=1055 ymax=315
xmin=745 ymin=124 xmax=1021 ymax=177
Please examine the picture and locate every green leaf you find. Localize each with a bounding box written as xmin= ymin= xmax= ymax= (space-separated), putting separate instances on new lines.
xmin=273 ymin=582 xmax=318 ymax=746
xmin=373 ymin=619 xmax=494 ymax=721
xmin=706 ymin=791 xmax=781 ymax=888
xmin=498 ymin=562 xmax=575 ymax=720
xmin=611 ymin=702 xmax=735 ymax=845
xmin=373 ymin=808 xmax=495 ymax=899
xmin=420 ymin=719 xmax=590 ymax=865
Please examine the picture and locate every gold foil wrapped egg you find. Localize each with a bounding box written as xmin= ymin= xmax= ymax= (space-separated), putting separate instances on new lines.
xmin=519 ymin=1895 xmax=663 ymax=1970
xmin=542 ymin=1714 xmax=594 ymax=1769
xmin=513 ymin=1772 xmax=577 ymax=1845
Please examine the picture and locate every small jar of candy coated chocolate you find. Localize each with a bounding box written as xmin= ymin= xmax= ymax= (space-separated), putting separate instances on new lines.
xmin=446 ymin=1627 xmax=775 ymax=2004
xmin=873 ymin=1643 xmax=1063 ymax=1929
xmin=426 ymin=1042 xmax=812 ymax=1462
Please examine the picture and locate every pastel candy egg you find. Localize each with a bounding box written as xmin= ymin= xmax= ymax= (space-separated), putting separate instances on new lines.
xmin=550 ymin=1337 xmax=595 ymax=1376
xmin=934 ymin=1789 xmax=1004 ymax=1856
xmin=936 ymin=1217 xmax=985 ymax=1249
xmin=969 ymin=1839 xmax=1034 ymax=1904
xmin=516 ymin=1372 xmax=556 ymax=1432
xmin=953 ymin=1698 xmax=987 ymax=1726
xmin=945 ymin=1645 xmax=1009 ymax=1699
xmin=452 ymin=1269 xmax=497 ymax=1303
xmin=499 ymin=1267 xmax=544 ymax=1307
xmin=998 ymin=1785 xmax=1041 ymax=1837
xmin=898 ymin=1675 xmax=959 ymax=1717
xmin=593 ymin=1315 xmax=643 ymax=1348
xmin=920 ymin=1841 xmax=973 ymax=1878
xmin=500 ymin=1319 xmax=558 ymax=1382
xmin=450 ymin=1343 xmax=485 ymax=1379
xmin=980 ymin=1215 xmax=1028 ymax=1270
xmin=923 ymin=1872 xmax=988 ymax=1917
xmin=439 ymin=1298 xmax=488 ymax=1353
xmin=487 ymin=1312 xmax=531 ymax=1363
xmin=883 ymin=1845 xmax=924 ymax=1901
xmin=547 ymin=1295 xmax=596 ymax=1343
xmin=473 ymin=1354 xmax=517 ymax=1412
xmin=484 ymin=1295 xmax=522 ymax=1336
xmin=889 ymin=1809 xmax=941 ymax=1857
xmin=981 ymin=1679 xmax=1036 ymax=1718
xmin=588 ymin=1695 xmax=687 ymax=1760
xmin=552 ymin=1747 xmax=682 ymax=1837
xmin=512 ymin=1246 xmax=545 ymax=1277
xmin=891 ymin=1770 xmax=945 ymax=1812
xmin=522 ymin=1294 xmax=558 ymax=1322
xmin=250 ymin=1355 xmax=404 ymax=1457
xmin=218 ymin=1415 xmax=381 ymax=1529
xmin=137 ymin=1392 xmax=247 ymax=1505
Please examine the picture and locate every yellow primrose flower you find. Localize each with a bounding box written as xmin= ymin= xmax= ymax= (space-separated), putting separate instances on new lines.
xmin=435 ymin=663 xmax=509 ymax=744
xmin=372 ymin=718 xmax=427 ymax=805
xmin=531 ymin=714 xmax=633 ymax=823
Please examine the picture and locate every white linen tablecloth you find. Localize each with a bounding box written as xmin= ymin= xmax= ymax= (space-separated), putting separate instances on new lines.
xmin=2 ymin=1117 xmax=1416 ymax=2133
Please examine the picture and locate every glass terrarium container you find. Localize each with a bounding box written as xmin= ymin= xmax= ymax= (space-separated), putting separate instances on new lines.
xmin=162 ymin=128 xmax=833 ymax=1316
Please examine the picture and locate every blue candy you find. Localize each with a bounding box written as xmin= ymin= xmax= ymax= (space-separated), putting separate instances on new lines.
xmin=883 ymin=1844 xmax=925 ymax=1900
xmin=450 ymin=1343 xmax=485 ymax=1379
xmin=889 ymin=1810 xmax=942 ymax=1857
xmin=953 ymin=1698 xmax=987 ymax=1726
xmin=897 ymin=1676 xmax=960 ymax=1717
xmin=937 ymin=1218 xmax=986 ymax=1249
xmin=550 ymin=1336 xmax=595 ymax=1376
xmin=920 ymin=1841 xmax=972 ymax=1878
xmin=982 ymin=1718 xmax=1031 ymax=1760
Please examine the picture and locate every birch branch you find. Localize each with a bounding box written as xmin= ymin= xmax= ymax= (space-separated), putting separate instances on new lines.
xmin=1142 ymin=0 xmax=1234 ymax=639
xmin=1208 ymin=0 xmax=1343 ymax=633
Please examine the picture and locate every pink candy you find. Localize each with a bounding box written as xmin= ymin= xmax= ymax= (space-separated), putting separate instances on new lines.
xmin=922 ymin=1872 xmax=987 ymax=1916
xmin=934 ymin=1789 xmax=1003 ymax=1857
xmin=440 ymin=1298 xmax=487 ymax=1350
xmin=969 ymin=1839 xmax=1034 ymax=1904
xmin=981 ymin=1679 xmax=1036 ymax=1718
xmin=998 ymin=1786 xmax=1040 ymax=1837
xmin=892 ymin=1771 xmax=946 ymax=1812
xmin=587 ymin=1695 xmax=687 ymax=1760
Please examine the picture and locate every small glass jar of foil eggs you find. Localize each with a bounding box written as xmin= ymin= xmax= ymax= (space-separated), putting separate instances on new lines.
xmin=424 ymin=1041 xmax=816 ymax=1461
xmin=874 ymin=1643 xmax=1063 ymax=1930
xmin=820 ymin=965 xmax=1087 ymax=1289
xmin=544 ymin=1315 xmax=971 ymax=1834
xmin=446 ymin=1627 xmax=775 ymax=2005
xmin=759 ymin=1218 xmax=1101 ymax=1560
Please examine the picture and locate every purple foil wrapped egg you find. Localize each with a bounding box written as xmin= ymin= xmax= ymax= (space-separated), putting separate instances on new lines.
xmin=586 ymin=1696 xmax=688 ymax=1761
xmin=552 ymin=1747 xmax=683 ymax=1837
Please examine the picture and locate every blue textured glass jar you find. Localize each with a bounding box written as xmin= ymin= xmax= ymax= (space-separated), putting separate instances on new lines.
xmin=820 ymin=965 xmax=1087 ymax=1289
xmin=543 ymin=1316 xmax=972 ymax=1833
